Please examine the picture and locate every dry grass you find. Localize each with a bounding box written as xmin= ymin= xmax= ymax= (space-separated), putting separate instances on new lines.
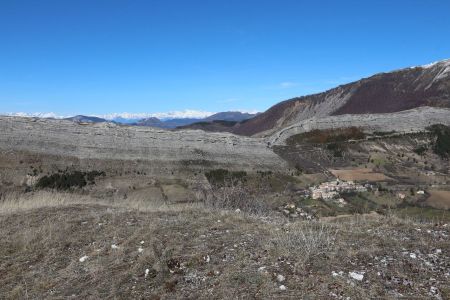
xmin=0 ymin=190 xmax=201 ymax=215
xmin=329 ymin=168 xmax=391 ymax=181
xmin=427 ymin=190 xmax=450 ymax=210
xmin=0 ymin=192 xmax=449 ymax=299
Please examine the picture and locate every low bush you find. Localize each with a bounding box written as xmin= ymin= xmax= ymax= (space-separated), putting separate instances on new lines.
xmin=205 ymin=169 xmax=247 ymax=187
xmin=326 ymin=143 xmax=344 ymax=157
xmin=373 ymin=130 xmax=396 ymax=136
xmin=35 ymin=171 xmax=105 ymax=191
xmin=202 ymin=181 xmax=270 ymax=215
xmin=287 ymin=127 xmax=365 ymax=145
xmin=413 ymin=145 xmax=427 ymax=156
xmin=428 ymin=124 xmax=450 ymax=158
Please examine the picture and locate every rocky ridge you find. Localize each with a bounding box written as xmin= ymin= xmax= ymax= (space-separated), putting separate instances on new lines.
xmin=269 ymin=107 xmax=450 ymax=145
xmin=0 ymin=116 xmax=286 ymax=171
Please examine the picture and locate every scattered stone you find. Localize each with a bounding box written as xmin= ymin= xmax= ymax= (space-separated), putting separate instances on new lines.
xmin=349 ymin=271 xmax=364 ymax=281
xmin=278 ymin=203 xmax=315 ymax=220
xmin=332 ymin=271 xmax=344 ymax=277
xmin=279 ymin=285 xmax=287 ymax=291
xmin=277 ymin=274 xmax=285 ymax=282
xmin=429 ymin=286 xmax=441 ymax=298
xmin=79 ymin=255 xmax=88 ymax=262
xmin=111 ymin=244 xmax=119 ymax=249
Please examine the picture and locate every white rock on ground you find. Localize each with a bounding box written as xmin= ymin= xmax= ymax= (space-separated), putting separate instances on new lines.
xmin=79 ymin=255 xmax=88 ymax=262
xmin=277 ymin=274 xmax=285 ymax=282
xmin=279 ymin=285 xmax=287 ymax=291
xmin=111 ymin=244 xmax=119 ymax=249
xmin=332 ymin=271 xmax=344 ymax=277
xmin=349 ymin=271 xmax=364 ymax=281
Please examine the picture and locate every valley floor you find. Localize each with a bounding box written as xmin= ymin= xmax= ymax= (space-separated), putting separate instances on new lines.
xmin=1 ymin=193 xmax=449 ymax=299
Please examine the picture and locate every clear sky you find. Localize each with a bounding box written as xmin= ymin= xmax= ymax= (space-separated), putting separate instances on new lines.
xmin=1 ymin=0 xmax=450 ymax=117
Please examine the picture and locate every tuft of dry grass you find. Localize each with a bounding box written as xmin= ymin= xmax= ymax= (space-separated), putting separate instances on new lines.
xmin=268 ymin=222 xmax=338 ymax=262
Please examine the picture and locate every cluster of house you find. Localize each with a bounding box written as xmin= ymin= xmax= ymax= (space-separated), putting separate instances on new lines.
xmin=397 ymin=190 xmax=425 ymax=200
xmin=309 ymin=179 xmax=369 ymax=201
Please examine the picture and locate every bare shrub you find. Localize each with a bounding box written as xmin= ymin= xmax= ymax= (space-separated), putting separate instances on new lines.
xmin=201 ymin=179 xmax=270 ymax=215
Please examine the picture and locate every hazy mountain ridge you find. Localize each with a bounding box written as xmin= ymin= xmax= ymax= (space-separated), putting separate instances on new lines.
xmin=135 ymin=111 xmax=257 ymax=128
xmin=64 ymin=115 xmax=108 ymax=123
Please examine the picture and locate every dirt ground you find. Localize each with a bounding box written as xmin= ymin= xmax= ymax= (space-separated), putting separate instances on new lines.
xmin=330 ymin=168 xmax=392 ymax=182
xmin=427 ymin=190 xmax=450 ymax=210
xmin=0 ymin=193 xmax=449 ymax=299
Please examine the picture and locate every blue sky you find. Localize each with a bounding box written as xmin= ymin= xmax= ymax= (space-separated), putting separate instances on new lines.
xmin=1 ymin=0 xmax=450 ymax=117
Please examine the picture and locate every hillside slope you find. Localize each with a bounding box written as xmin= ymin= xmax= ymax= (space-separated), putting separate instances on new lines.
xmin=233 ymin=59 xmax=450 ymax=136
xmin=1 ymin=195 xmax=449 ymax=299
xmin=0 ymin=116 xmax=286 ymax=182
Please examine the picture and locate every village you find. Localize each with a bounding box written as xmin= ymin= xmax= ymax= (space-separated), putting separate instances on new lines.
xmin=310 ymin=179 xmax=369 ymax=199
xmin=278 ymin=179 xmax=373 ymax=219
xmin=308 ymin=179 xmax=371 ymax=206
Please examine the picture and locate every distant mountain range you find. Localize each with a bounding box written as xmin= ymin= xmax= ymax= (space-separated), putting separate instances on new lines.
xmin=63 ymin=111 xmax=258 ymax=129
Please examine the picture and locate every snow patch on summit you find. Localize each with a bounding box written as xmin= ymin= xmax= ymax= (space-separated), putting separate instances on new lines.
xmin=417 ymin=58 xmax=450 ymax=69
